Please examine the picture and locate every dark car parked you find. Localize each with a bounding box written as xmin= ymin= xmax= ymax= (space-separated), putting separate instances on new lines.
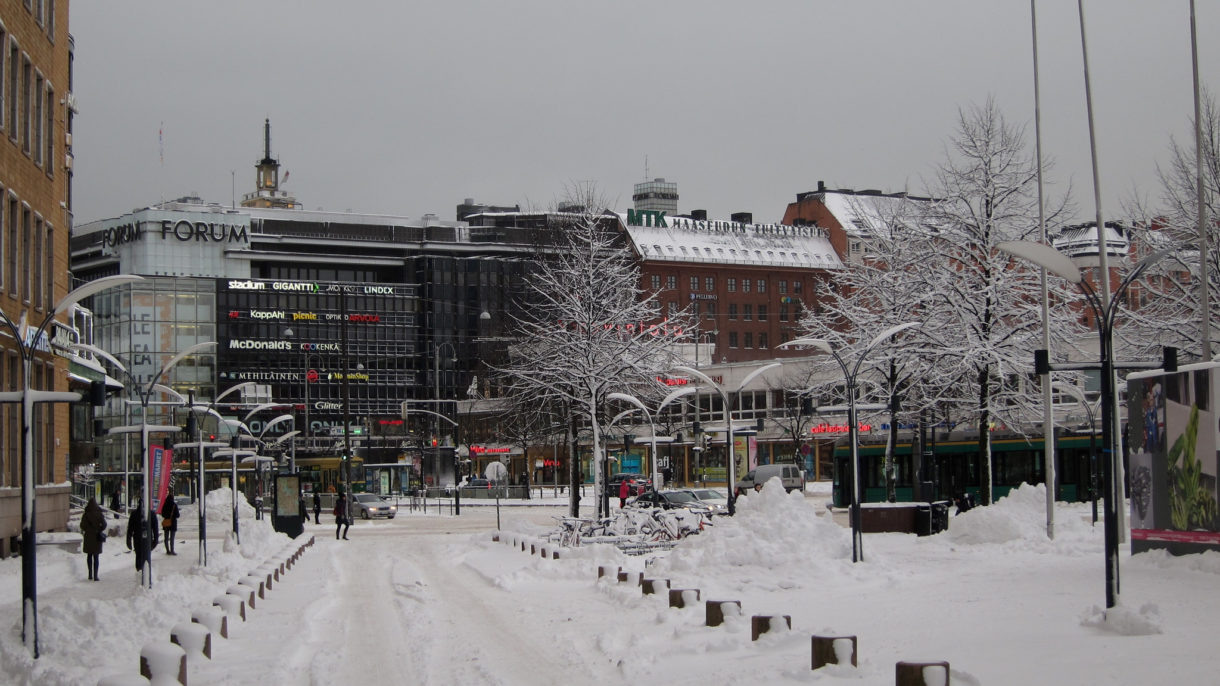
xmin=629 ymin=489 xmax=710 ymax=513
xmin=608 ymin=472 xmax=650 ymax=496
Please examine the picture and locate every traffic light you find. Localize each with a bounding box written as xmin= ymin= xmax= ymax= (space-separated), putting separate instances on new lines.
xmin=624 ymin=435 xmax=634 ymax=450
xmin=184 ymin=414 xmax=197 ymax=436
xmin=693 ymin=421 xmax=702 ymax=434
xmin=1034 ymin=349 xmax=1050 ymax=375
xmin=756 ymin=416 xmax=765 ymax=432
xmin=800 ymin=396 xmax=813 ymax=415
xmin=430 ymin=437 xmax=439 ymax=448
xmin=89 ymin=379 xmax=107 ymax=406
xmin=1163 ymin=346 xmax=1178 ymax=373
xmin=208 ymin=433 xmax=216 ymax=442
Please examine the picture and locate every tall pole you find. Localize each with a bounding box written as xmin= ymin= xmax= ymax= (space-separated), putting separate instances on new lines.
xmin=1190 ymin=0 xmax=1213 ymax=360
xmin=1032 ymin=0 xmax=1056 ymax=539
xmin=1078 ymin=0 xmax=1125 ymax=542
xmin=340 ymin=288 xmax=352 ymax=510
xmin=847 ymin=366 xmax=862 ymax=563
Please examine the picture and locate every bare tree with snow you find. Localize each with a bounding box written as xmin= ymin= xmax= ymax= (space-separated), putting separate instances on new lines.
xmin=492 ymin=183 xmax=694 ymax=517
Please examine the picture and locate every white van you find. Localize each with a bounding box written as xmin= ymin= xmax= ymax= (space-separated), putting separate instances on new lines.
xmin=735 ymin=464 xmax=804 ymax=496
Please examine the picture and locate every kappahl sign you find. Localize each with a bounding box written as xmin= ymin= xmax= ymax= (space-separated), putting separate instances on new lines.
xmin=101 ymin=218 xmax=249 ymax=248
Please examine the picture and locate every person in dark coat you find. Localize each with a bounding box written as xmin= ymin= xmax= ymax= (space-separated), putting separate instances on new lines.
xmin=313 ymin=491 xmax=322 ymax=524
xmin=126 ymin=507 xmax=159 ymax=572
xmin=334 ymin=493 xmax=350 ymax=540
xmin=159 ymin=498 xmax=180 ymax=555
xmin=109 ymin=484 xmax=122 ymax=513
xmin=80 ymin=498 xmax=107 ymax=581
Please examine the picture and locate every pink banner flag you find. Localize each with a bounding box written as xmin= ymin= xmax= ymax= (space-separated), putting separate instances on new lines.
xmin=149 ymin=445 xmax=173 ymax=513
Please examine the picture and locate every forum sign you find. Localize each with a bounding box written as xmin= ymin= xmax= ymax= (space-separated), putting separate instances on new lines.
xmin=101 ymin=218 xmax=250 ymax=248
xmin=1127 ymin=362 xmax=1220 ymax=554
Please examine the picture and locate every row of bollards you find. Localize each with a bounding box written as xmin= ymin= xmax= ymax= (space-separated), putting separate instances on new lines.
xmin=96 ymin=534 xmax=317 ymax=686
xmin=494 ymin=533 xmax=951 ymax=685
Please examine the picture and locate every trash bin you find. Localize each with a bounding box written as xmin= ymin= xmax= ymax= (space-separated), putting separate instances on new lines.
xmin=931 ymin=501 xmax=949 ymax=534
xmin=915 ymin=502 xmax=950 ymax=536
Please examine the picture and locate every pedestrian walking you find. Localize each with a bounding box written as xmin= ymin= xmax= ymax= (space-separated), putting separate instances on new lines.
xmin=159 ymin=497 xmax=180 ymax=555
xmin=125 ymin=507 xmax=159 ymax=572
xmin=334 ymin=493 xmax=351 ymax=540
xmin=80 ymin=498 xmax=107 ymax=581
xmin=109 ymin=483 xmax=122 ymax=513
xmin=313 ymin=491 xmax=322 ymax=524
xmin=619 ymin=479 xmax=630 ymax=508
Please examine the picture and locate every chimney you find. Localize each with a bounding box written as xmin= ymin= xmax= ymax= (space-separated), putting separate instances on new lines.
xmin=731 ymin=212 xmax=752 ymax=224
xmin=817 ymin=180 xmax=825 ymax=192
xmin=690 ymin=209 xmax=707 ymax=221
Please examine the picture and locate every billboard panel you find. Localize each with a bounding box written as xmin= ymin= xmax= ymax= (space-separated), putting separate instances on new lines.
xmin=1128 ymin=363 xmax=1220 ymax=553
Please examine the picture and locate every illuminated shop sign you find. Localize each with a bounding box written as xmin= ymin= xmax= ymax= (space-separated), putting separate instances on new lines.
xmin=299 ymin=342 xmax=341 ymax=351
xmin=470 ymin=445 xmax=511 ymax=454
xmin=810 ymin=423 xmax=871 ymax=434
xmin=101 ymin=219 xmax=250 ymax=248
xmin=327 ymin=371 xmax=369 ymax=382
xmin=250 ymin=310 xmax=284 ymax=320
xmin=656 ymin=376 xmax=689 ymax=386
xmin=229 ymin=339 xmax=292 ymax=351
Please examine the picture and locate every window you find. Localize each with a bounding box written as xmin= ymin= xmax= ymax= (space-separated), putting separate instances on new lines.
xmin=759 ymin=333 xmax=768 ymax=349
xmin=21 ymin=56 xmax=31 ymax=154
xmin=32 ymin=215 xmax=42 ymax=308
xmin=742 ymin=279 xmax=751 ymax=294
xmin=705 ymin=301 xmax=716 ymax=319
xmin=758 ymin=305 xmax=767 ymax=321
xmin=43 ymin=86 xmax=52 ymax=175
xmin=779 ymin=304 xmax=788 ymax=322
xmin=650 ymin=274 xmax=660 ymax=290
xmin=9 ymin=41 xmax=18 ymax=142
xmin=779 ymin=280 xmax=787 ymax=294
xmin=666 ymin=275 xmax=676 ymax=290
xmin=689 ymin=276 xmax=698 ymax=291
xmin=729 ymin=332 xmax=738 ymax=348
xmin=668 ymin=301 xmax=677 ymax=316
xmin=6 ymin=194 xmax=16 ymax=295
xmin=0 ymin=26 xmax=5 ymax=131
xmin=43 ymin=223 xmax=51 ymax=309
xmin=704 ymin=276 xmax=714 ymax=291
xmin=757 ymin=279 xmax=766 ymax=293
xmin=33 ymin=72 xmax=42 ymax=166
xmin=727 ymin=278 xmax=736 ymax=293
xmin=728 ymin=304 xmax=738 ymax=321
xmin=743 ymin=304 xmax=753 ymax=321
xmin=46 ymin=0 xmax=54 ymax=42
xmin=793 ymin=280 xmax=802 ymax=293
xmin=744 ymin=332 xmax=754 ymax=348
xmin=21 ymin=204 xmax=30 ymax=301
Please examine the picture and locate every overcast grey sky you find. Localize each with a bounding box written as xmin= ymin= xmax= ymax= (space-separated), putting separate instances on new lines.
xmin=70 ymin=1 xmax=1216 ymax=225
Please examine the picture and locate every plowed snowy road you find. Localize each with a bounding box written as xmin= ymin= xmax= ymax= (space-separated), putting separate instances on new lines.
xmin=191 ymin=506 xmax=619 ymax=686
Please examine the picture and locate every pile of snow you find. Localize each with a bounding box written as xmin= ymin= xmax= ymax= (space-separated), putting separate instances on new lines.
xmin=650 ymin=479 xmax=851 ymax=589
xmin=944 ymin=483 xmax=1100 ymax=553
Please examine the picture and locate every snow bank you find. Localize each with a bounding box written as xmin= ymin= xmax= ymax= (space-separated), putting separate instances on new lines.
xmin=944 ymin=483 xmax=1100 ymax=553
xmin=650 ymin=479 xmax=852 ymax=589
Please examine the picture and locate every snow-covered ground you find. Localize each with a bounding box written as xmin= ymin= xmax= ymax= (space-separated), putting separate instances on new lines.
xmin=2 ymin=481 xmax=1219 ymax=685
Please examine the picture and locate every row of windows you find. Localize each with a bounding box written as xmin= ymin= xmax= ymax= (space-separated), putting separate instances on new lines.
xmin=0 ymin=25 xmax=56 ymax=174
xmin=727 ymin=331 xmax=769 ymax=349
xmin=0 ymin=182 xmax=54 ymax=309
xmin=667 ymin=301 xmax=800 ymax=322
xmin=650 ymin=273 xmax=806 ymax=295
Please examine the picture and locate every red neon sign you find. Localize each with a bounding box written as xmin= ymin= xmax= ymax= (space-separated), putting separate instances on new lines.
xmin=810 ymin=422 xmax=871 ymax=434
xmin=470 ymin=445 xmax=511 ymax=454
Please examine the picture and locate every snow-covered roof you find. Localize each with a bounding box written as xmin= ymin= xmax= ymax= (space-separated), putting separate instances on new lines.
xmin=817 ymin=191 xmax=930 ymax=239
xmin=617 ymin=212 xmax=843 ymax=270
xmin=1052 ymin=222 xmax=1130 ymax=261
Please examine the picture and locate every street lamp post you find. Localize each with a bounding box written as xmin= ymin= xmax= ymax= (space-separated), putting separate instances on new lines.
xmin=0 ymin=274 xmax=144 ymax=657
xmin=779 ymin=322 xmax=920 ymax=563
xmin=1000 ymin=239 xmax=1173 ymax=608
xmin=435 ymin=341 xmax=458 ymax=513
xmin=608 ymin=388 xmax=697 ymax=491
xmin=672 ymin=363 xmax=781 ymax=515
xmin=74 ymin=340 xmax=217 ymax=588
xmin=1054 ymin=381 xmax=1099 ymax=524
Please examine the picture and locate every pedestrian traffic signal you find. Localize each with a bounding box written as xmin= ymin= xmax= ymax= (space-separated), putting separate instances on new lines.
xmin=431 ymin=437 xmax=438 ymax=447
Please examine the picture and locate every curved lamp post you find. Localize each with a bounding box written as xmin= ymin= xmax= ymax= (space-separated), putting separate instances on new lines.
xmin=607 ymin=387 xmax=697 ymax=491
xmin=73 ymin=340 xmax=217 ymax=588
xmin=779 ymin=322 xmax=920 ymax=563
xmin=1000 ymin=239 xmax=1172 ymax=608
xmin=0 ymin=274 xmax=144 ymax=657
xmin=672 ymin=362 xmax=782 ymax=515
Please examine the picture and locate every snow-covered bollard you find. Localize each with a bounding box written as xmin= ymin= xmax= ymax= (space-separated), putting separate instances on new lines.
xmin=597 ymin=565 xmax=620 ymax=580
xmin=617 ymin=570 xmax=642 ymax=586
xmin=97 ymin=675 xmax=149 ymax=686
xmin=705 ymin=600 xmax=741 ymax=627
xmin=191 ymin=608 xmax=228 ymax=639
xmin=213 ymin=594 xmax=246 ymax=622
xmin=227 ymin=585 xmax=256 ymax=610
xmin=242 ymin=574 xmax=266 ymax=599
xmin=641 ymin=578 xmax=670 ymax=596
xmin=895 ymin=660 xmax=950 ymax=686
xmin=139 ymin=641 xmax=187 ymax=685
xmin=253 ymin=567 xmax=273 ymax=590
xmin=668 ymin=588 xmax=700 ymax=609
xmin=237 ymin=578 xmax=262 ymax=602
xmin=170 ymin=622 xmax=212 ymax=660
xmin=750 ymin=615 xmax=792 ymax=641
xmin=811 ymin=635 xmax=857 ymax=669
